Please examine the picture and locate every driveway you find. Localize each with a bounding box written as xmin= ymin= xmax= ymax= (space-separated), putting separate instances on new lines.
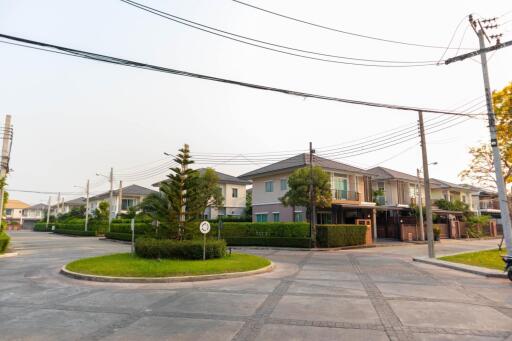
xmin=1 ymin=231 xmax=511 ymax=341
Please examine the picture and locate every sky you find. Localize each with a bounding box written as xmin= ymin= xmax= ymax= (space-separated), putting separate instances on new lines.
xmin=1 ymin=0 xmax=511 ymax=205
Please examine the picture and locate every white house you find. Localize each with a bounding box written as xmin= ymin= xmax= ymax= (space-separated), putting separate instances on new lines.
xmin=88 ymin=184 xmax=157 ymax=217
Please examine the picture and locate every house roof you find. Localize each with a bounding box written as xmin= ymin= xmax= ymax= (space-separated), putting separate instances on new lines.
xmin=65 ymin=197 xmax=86 ymax=206
xmin=27 ymin=203 xmax=48 ymax=210
xmin=367 ymin=166 xmax=418 ymax=183
xmin=152 ymin=168 xmax=250 ymax=187
xmin=430 ymin=178 xmax=468 ymax=190
xmin=238 ymin=153 xmax=370 ymax=179
xmin=90 ymin=184 xmax=157 ymax=201
xmin=5 ymin=199 xmax=30 ymax=209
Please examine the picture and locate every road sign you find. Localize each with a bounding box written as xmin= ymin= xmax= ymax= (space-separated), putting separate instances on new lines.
xmin=200 ymin=221 xmax=211 ymax=234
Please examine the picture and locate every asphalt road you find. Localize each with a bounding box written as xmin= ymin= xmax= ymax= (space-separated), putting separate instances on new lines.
xmin=1 ymin=231 xmax=511 ymax=341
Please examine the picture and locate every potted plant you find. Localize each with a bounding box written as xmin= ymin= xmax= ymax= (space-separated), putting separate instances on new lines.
xmin=433 ymin=226 xmax=441 ymax=241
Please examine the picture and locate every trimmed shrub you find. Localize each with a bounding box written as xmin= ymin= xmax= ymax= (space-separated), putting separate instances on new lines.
xmin=110 ymin=223 xmax=154 ymax=235
xmin=135 ymin=238 xmax=227 ymax=260
xmin=105 ymin=232 xmax=143 ymax=242
xmin=213 ymin=222 xmax=310 ymax=238
xmin=316 ymin=225 xmax=367 ymax=248
xmin=0 ymin=231 xmax=10 ymax=253
xmin=34 ymin=223 xmax=49 ymax=232
xmin=225 ymin=237 xmax=311 ymax=248
xmin=53 ymin=229 xmax=95 ymax=237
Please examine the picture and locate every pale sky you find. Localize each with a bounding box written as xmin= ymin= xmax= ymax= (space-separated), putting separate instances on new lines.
xmin=1 ymin=0 xmax=511 ymax=205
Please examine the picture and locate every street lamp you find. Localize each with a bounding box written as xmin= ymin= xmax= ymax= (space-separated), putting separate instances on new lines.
xmin=417 ymin=162 xmax=438 ymax=241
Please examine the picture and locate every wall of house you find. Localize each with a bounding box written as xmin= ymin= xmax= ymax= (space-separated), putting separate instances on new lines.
xmin=252 ymin=172 xmax=292 ymax=206
xmin=224 ymin=183 xmax=247 ymax=208
xmin=252 ymin=203 xmax=305 ymax=222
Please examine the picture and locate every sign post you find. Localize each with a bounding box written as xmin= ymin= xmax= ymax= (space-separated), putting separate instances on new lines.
xmin=199 ymin=221 xmax=211 ymax=261
xmin=130 ymin=218 xmax=135 ymax=255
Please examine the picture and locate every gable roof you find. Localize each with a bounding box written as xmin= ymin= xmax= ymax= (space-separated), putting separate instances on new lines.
xmin=239 ymin=153 xmax=369 ymax=179
xmin=90 ymin=184 xmax=157 ymax=201
xmin=65 ymin=197 xmax=86 ymax=206
xmin=151 ymin=168 xmax=250 ymax=187
xmin=5 ymin=199 xmax=30 ymax=209
xmin=27 ymin=203 xmax=48 ymax=210
xmin=367 ymin=166 xmax=418 ymax=183
xmin=430 ymin=178 xmax=468 ymax=190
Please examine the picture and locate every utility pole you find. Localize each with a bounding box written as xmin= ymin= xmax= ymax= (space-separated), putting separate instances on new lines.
xmin=108 ymin=167 xmax=114 ymax=232
xmin=309 ymin=142 xmax=316 ymax=247
xmin=118 ymin=180 xmax=123 ymax=215
xmin=179 ymin=144 xmax=189 ymax=240
xmin=45 ymin=196 xmax=51 ymax=230
xmin=0 ymin=114 xmax=12 ymax=231
xmin=56 ymin=192 xmax=61 ymax=218
xmin=416 ymin=168 xmax=425 ymax=241
xmin=418 ymin=111 xmax=435 ymax=258
xmin=445 ymin=16 xmax=512 ymax=257
xmin=84 ymin=180 xmax=90 ymax=232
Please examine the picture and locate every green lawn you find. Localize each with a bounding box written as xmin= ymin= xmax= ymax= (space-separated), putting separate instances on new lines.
xmin=439 ymin=249 xmax=507 ymax=271
xmin=66 ymin=252 xmax=271 ymax=277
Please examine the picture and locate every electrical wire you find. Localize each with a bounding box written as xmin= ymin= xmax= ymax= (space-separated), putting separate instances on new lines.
xmin=121 ymin=0 xmax=440 ymax=67
xmin=0 ymin=33 xmax=488 ymax=117
xmin=231 ymin=0 xmax=474 ymax=50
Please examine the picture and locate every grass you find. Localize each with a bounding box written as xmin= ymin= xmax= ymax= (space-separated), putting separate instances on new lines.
xmin=66 ymin=252 xmax=271 ymax=277
xmin=439 ymin=249 xmax=507 ymax=271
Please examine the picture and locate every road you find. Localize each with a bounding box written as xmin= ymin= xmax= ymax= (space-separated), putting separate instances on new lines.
xmin=1 ymin=231 xmax=511 ymax=341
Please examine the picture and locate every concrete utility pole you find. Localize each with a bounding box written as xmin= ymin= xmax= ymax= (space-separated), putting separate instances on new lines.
xmin=416 ymin=168 xmax=425 ymax=241
xmin=418 ymin=111 xmax=435 ymax=258
xmin=179 ymin=144 xmax=189 ymax=239
xmin=0 ymin=114 xmax=12 ymax=230
xmin=108 ymin=167 xmax=114 ymax=232
xmin=84 ymin=180 xmax=90 ymax=232
xmin=445 ymin=17 xmax=512 ymax=257
xmin=309 ymin=142 xmax=316 ymax=247
xmin=118 ymin=180 xmax=123 ymax=215
xmin=56 ymin=192 xmax=61 ymax=217
xmin=45 ymin=196 xmax=51 ymax=230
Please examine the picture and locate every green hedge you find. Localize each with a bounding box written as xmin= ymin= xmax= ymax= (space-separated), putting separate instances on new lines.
xmin=316 ymin=224 xmax=367 ymax=248
xmin=110 ymin=223 xmax=154 ymax=235
xmin=0 ymin=232 xmax=10 ymax=253
xmin=34 ymin=223 xmax=49 ymax=232
xmin=225 ymin=237 xmax=311 ymax=248
xmin=53 ymin=229 xmax=96 ymax=237
xmin=213 ymin=222 xmax=310 ymax=238
xmin=105 ymin=232 xmax=143 ymax=242
xmin=135 ymin=238 xmax=227 ymax=260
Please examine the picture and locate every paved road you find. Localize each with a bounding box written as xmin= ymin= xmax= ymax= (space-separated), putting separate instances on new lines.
xmin=1 ymin=231 xmax=511 ymax=341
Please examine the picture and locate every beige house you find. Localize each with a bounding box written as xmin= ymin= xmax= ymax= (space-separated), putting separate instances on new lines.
xmin=22 ymin=203 xmax=48 ymax=229
xmin=5 ymin=199 xmax=30 ymax=228
xmin=88 ymin=184 xmax=157 ymax=218
xmin=430 ymin=179 xmax=476 ymax=212
xmin=368 ymin=167 xmax=421 ymax=207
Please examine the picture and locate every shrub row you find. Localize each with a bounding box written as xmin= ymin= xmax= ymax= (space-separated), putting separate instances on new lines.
xmin=316 ymin=225 xmax=367 ymax=248
xmin=53 ymin=229 xmax=96 ymax=237
xmin=34 ymin=223 xmax=49 ymax=232
xmin=105 ymin=232 xmax=143 ymax=242
xmin=110 ymin=223 xmax=154 ymax=234
xmin=135 ymin=238 xmax=227 ymax=260
xmin=212 ymin=222 xmax=310 ymax=238
xmin=0 ymin=232 xmax=10 ymax=253
xmin=225 ymin=237 xmax=311 ymax=248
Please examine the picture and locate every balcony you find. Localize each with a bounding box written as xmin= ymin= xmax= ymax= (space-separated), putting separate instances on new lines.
xmin=332 ymin=189 xmax=360 ymax=202
xmin=480 ymin=200 xmax=500 ymax=210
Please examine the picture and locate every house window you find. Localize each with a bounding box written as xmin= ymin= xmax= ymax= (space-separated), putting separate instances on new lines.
xmin=232 ymin=188 xmax=238 ymax=198
xmin=256 ymin=213 xmax=268 ymax=223
xmin=462 ymin=195 xmax=466 ymax=203
xmin=265 ymin=181 xmax=274 ymax=192
xmin=317 ymin=212 xmax=332 ymax=224
xmin=273 ymin=212 xmax=280 ymax=222
xmin=5 ymin=209 xmax=12 ymax=215
xmin=280 ymin=179 xmax=288 ymax=191
xmin=121 ymin=199 xmax=135 ymax=210
xmin=294 ymin=211 xmax=304 ymax=222
xmin=378 ymin=181 xmax=385 ymax=191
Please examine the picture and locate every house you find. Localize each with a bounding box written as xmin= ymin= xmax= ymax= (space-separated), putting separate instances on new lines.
xmin=88 ymin=184 xmax=157 ymax=218
xmin=238 ymin=153 xmax=375 ymax=225
xmin=152 ymin=168 xmax=251 ymax=220
xmin=5 ymin=199 xmax=30 ymax=228
xmin=22 ymin=203 xmax=48 ymax=229
xmin=51 ymin=197 xmax=87 ymax=216
xmin=430 ymin=179 xmax=476 ymax=212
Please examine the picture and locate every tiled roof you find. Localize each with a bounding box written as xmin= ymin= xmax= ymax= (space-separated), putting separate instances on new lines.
xmin=430 ymin=178 xmax=468 ymax=190
xmin=27 ymin=203 xmax=48 ymax=210
xmin=238 ymin=153 xmax=369 ymax=179
xmin=65 ymin=197 xmax=86 ymax=205
xmin=367 ymin=166 xmax=418 ymax=183
xmin=152 ymin=168 xmax=250 ymax=187
xmin=90 ymin=184 xmax=157 ymax=200
xmin=5 ymin=199 xmax=30 ymax=209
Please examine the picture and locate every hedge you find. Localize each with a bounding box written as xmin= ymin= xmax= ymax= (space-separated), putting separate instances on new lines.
xmin=53 ymin=229 xmax=96 ymax=237
xmin=0 ymin=232 xmax=10 ymax=253
xmin=213 ymin=222 xmax=310 ymax=238
xmin=135 ymin=238 xmax=227 ymax=260
xmin=316 ymin=224 xmax=367 ymax=248
xmin=105 ymin=232 xmax=144 ymax=242
xmin=225 ymin=237 xmax=311 ymax=248
xmin=34 ymin=223 xmax=49 ymax=232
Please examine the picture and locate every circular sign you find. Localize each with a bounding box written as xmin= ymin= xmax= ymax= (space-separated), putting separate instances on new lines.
xmin=199 ymin=221 xmax=211 ymax=234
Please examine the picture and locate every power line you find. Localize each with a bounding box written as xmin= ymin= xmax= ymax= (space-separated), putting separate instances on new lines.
xmin=231 ymin=0 xmax=474 ymax=50
xmin=0 ymin=33 xmax=486 ymax=117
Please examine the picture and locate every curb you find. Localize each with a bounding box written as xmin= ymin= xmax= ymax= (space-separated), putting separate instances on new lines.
xmin=0 ymin=252 xmax=18 ymax=259
xmin=413 ymin=256 xmax=506 ymax=278
xmin=230 ymin=245 xmax=376 ymax=252
xmin=60 ymin=262 xmax=275 ymax=283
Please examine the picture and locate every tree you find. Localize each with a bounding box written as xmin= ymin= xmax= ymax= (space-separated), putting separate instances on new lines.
xmin=95 ymin=201 xmax=110 ymax=221
xmin=243 ymin=190 xmax=252 ymax=219
xmin=279 ymin=166 xmax=332 ymax=222
xmin=460 ymin=82 xmax=512 ymax=188
xmin=187 ymin=168 xmax=223 ymax=219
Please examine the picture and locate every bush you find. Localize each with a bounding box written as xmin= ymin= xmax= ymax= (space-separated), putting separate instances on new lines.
xmin=135 ymin=238 xmax=227 ymax=260
xmin=225 ymin=237 xmax=311 ymax=248
xmin=0 ymin=232 xmax=10 ymax=253
xmin=316 ymin=225 xmax=367 ymax=248
xmin=214 ymin=222 xmax=310 ymax=238
xmin=34 ymin=223 xmax=49 ymax=232
xmin=53 ymin=229 xmax=95 ymax=237
xmin=105 ymin=232 xmax=143 ymax=242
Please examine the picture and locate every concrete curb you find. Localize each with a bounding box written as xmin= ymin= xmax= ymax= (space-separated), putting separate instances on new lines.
xmin=60 ymin=262 xmax=275 ymax=283
xmin=0 ymin=252 xmax=18 ymax=259
xmin=229 ymin=245 xmax=376 ymax=252
xmin=413 ymin=256 xmax=507 ymax=278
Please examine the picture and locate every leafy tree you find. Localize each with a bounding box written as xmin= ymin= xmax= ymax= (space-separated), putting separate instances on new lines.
xmin=280 ymin=166 xmax=332 ymax=223
xmin=187 ymin=168 xmax=223 ymax=219
xmin=434 ymin=199 xmax=468 ymax=212
xmin=119 ymin=206 xmax=138 ymax=219
xmin=243 ymin=190 xmax=252 ymax=219
xmin=95 ymin=201 xmax=110 ymax=221
xmin=460 ymin=82 xmax=512 ymax=188
xmin=57 ymin=206 xmax=86 ymax=222
xmin=372 ymin=188 xmax=384 ymax=206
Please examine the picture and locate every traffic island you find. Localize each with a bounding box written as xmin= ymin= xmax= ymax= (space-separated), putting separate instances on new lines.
xmin=61 ymin=252 xmax=273 ymax=283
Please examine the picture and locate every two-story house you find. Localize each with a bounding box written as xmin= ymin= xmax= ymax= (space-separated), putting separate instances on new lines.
xmin=430 ymin=179 xmax=476 ymax=212
xmin=88 ymin=184 xmax=157 ymax=218
xmin=5 ymin=199 xmax=30 ymax=228
xmin=239 ymin=153 xmax=375 ymax=225
xmin=22 ymin=203 xmax=48 ymax=229
xmin=153 ymin=168 xmax=251 ymax=220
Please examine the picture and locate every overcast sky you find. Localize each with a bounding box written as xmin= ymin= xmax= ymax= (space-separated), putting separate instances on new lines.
xmin=1 ymin=0 xmax=511 ymax=205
